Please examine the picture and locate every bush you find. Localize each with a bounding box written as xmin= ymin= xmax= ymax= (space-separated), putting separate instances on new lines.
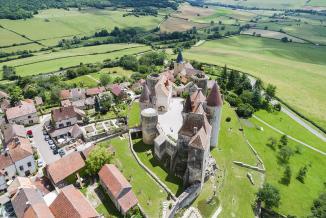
xmin=226 ymin=117 xmax=231 ymax=122
xmin=236 ymin=103 xmax=254 ymax=118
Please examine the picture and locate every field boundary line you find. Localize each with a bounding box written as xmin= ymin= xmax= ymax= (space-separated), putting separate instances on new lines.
xmin=10 ymin=45 xmax=147 ymax=68
xmin=0 ymin=26 xmax=45 ymax=46
xmin=253 ymin=115 xmax=326 ymax=156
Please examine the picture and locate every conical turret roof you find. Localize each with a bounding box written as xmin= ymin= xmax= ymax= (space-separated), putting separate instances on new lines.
xmin=207 ymin=82 xmax=223 ymax=107
xmin=176 ymin=49 xmax=183 ymax=64
xmin=139 ymin=84 xmax=150 ymax=103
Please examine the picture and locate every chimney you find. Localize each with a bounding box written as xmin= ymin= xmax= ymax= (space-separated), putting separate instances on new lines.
xmin=193 ymin=127 xmax=198 ymax=134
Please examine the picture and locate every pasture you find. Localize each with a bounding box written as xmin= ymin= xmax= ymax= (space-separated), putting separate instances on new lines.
xmin=244 ymin=111 xmax=326 ymax=216
xmin=0 ymin=44 xmax=150 ymax=77
xmin=0 ymin=28 xmax=30 ymax=47
xmin=184 ymin=35 xmax=326 ymax=129
xmin=0 ymin=8 xmax=163 ymax=50
xmin=205 ymin=0 xmax=307 ymax=9
xmin=160 ymin=17 xmax=208 ymax=33
xmin=241 ymin=28 xmax=306 ymax=43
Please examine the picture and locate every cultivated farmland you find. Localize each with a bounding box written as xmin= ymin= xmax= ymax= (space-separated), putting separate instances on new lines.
xmin=184 ymin=35 xmax=326 ymax=129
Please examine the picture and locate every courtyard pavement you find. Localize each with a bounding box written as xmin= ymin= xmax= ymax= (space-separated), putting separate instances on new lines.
xmin=27 ymin=114 xmax=60 ymax=165
xmin=158 ymin=97 xmax=184 ymax=140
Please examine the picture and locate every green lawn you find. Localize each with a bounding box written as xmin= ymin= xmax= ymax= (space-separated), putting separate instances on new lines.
xmin=244 ymin=112 xmax=326 ymax=216
xmin=98 ymin=137 xmax=167 ymax=217
xmin=133 ymin=139 xmax=184 ymax=196
xmin=65 ymin=75 xmax=98 ymax=88
xmin=254 ymin=110 xmax=326 ymax=153
xmin=184 ymin=35 xmax=326 ymax=129
xmin=92 ymin=67 xmax=134 ymax=80
xmin=0 ymin=44 xmax=150 ymax=77
xmin=128 ymin=102 xmax=141 ymax=128
xmin=210 ymin=104 xmax=263 ymax=218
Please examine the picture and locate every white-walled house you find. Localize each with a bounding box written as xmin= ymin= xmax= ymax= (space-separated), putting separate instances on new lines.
xmin=8 ymin=137 xmax=36 ymax=177
xmin=6 ymin=102 xmax=39 ymax=126
xmin=51 ymin=106 xmax=85 ymax=129
xmin=0 ymin=154 xmax=16 ymax=191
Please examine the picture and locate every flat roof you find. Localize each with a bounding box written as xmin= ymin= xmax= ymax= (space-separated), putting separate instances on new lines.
xmin=157 ymin=97 xmax=184 ymax=140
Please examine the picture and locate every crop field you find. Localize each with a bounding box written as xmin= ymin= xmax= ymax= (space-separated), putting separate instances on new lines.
xmin=244 ymin=111 xmax=326 ymax=216
xmin=0 ymin=28 xmax=30 ymax=47
xmin=160 ymin=17 xmax=208 ymax=33
xmin=241 ymin=28 xmax=306 ymax=43
xmin=173 ymin=4 xmax=216 ymax=20
xmin=184 ymin=35 xmax=326 ymax=129
xmin=0 ymin=8 xmax=163 ymax=51
xmin=205 ymin=0 xmax=307 ymax=9
xmin=192 ymin=7 xmax=256 ymax=24
xmin=1 ymin=43 xmax=44 ymax=53
xmin=0 ymin=44 xmax=150 ymax=77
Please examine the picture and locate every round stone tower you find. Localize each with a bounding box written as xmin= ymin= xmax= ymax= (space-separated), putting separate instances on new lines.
xmin=141 ymin=108 xmax=159 ymax=145
xmin=191 ymin=72 xmax=209 ymax=95
xmin=146 ymin=73 xmax=160 ymax=105
xmin=206 ymin=82 xmax=223 ymax=148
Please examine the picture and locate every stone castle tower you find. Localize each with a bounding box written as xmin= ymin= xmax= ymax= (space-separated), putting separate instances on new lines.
xmin=141 ymin=108 xmax=158 ymax=145
xmin=174 ymin=49 xmax=185 ymax=75
xmin=206 ymin=83 xmax=223 ymax=147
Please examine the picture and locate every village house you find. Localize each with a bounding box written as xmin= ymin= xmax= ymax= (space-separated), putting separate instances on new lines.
xmin=49 ymin=106 xmax=85 ymax=140
xmin=60 ymin=88 xmax=86 ymax=102
xmin=6 ymin=101 xmax=39 ymax=126
xmin=46 ymin=152 xmax=85 ymax=187
xmin=49 ymin=185 xmax=99 ymax=218
xmin=99 ymin=164 xmax=138 ymax=216
xmin=0 ymin=154 xmax=16 ymax=190
xmin=11 ymin=187 xmax=54 ymax=218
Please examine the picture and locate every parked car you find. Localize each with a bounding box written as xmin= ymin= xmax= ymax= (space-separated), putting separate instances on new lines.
xmin=50 ymin=145 xmax=56 ymax=150
xmin=4 ymin=202 xmax=14 ymax=216
xmin=37 ymin=159 xmax=44 ymax=168
xmin=43 ymin=130 xmax=47 ymax=135
xmin=53 ymin=149 xmax=58 ymax=155
xmin=44 ymin=135 xmax=50 ymax=141
xmin=48 ymin=140 xmax=54 ymax=145
xmin=26 ymin=130 xmax=33 ymax=138
xmin=59 ymin=150 xmax=65 ymax=157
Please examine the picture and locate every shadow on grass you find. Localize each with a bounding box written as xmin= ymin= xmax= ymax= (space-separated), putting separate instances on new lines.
xmin=94 ymin=186 xmax=122 ymax=218
xmin=133 ymin=140 xmax=184 ymax=196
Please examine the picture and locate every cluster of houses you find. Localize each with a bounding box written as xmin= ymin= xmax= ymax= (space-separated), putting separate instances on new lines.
xmin=3 ymin=148 xmax=138 ymax=217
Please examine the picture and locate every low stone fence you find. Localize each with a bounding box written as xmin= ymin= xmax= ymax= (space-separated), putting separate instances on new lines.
xmin=233 ymin=161 xmax=265 ymax=173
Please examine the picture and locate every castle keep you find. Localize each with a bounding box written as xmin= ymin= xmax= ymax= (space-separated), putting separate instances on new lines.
xmin=140 ymin=51 xmax=223 ymax=187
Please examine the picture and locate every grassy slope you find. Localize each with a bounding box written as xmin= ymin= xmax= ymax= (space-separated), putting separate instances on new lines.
xmin=128 ymin=101 xmax=141 ymax=128
xmin=0 ymin=8 xmax=163 ymax=41
xmin=255 ymin=110 xmax=326 ymax=153
xmin=0 ymin=28 xmax=30 ymax=46
xmin=98 ymin=137 xmax=167 ymax=218
xmin=211 ymin=104 xmax=263 ymax=218
xmin=92 ymin=67 xmax=134 ymax=80
xmin=0 ymin=44 xmax=149 ymax=77
xmin=244 ymin=111 xmax=326 ymax=216
xmin=65 ymin=75 xmax=98 ymax=88
xmin=184 ymin=35 xmax=326 ymax=129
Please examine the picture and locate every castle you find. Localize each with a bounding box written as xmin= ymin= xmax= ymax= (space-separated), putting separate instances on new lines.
xmin=140 ymin=51 xmax=223 ymax=187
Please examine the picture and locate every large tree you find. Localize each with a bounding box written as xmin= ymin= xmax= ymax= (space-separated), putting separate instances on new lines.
xmin=256 ymin=183 xmax=281 ymax=209
xmin=310 ymin=192 xmax=326 ymax=218
xmin=85 ymin=145 xmax=113 ymax=176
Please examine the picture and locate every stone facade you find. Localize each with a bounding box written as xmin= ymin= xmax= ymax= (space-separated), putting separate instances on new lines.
xmin=140 ymin=52 xmax=223 ymax=188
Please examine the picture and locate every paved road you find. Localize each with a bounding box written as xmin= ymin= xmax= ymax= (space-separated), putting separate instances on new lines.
xmin=253 ymin=115 xmax=326 ymax=156
xmin=27 ymin=115 xmax=60 ymax=165
xmin=248 ymin=75 xmax=326 ymax=142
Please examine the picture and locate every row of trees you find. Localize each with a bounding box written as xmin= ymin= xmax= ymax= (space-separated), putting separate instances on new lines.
xmin=216 ymin=65 xmax=280 ymax=118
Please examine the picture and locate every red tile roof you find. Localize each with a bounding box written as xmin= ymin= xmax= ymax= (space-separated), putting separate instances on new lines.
xmin=109 ymin=84 xmax=122 ymax=96
xmin=49 ymin=185 xmax=98 ymax=218
xmin=99 ymin=164 xmax=138 ymax=213
xmin=59 ymin=90 xmax=70 ymax=100
xmin=6 ymin=103 xmax=37 ymax=120
xmin=86 ymin=87 xmax=105 ymax=96
xmin=0 ymin=154 xmax=13 ymax=169
xmin=207 ymin=82 xmax=223 ymax=107
xmin=51 ymin=106 xmax=83 ymax=122
xmin=46 ymin=152 xmax=85 ymax=184
xmin=8 ymin=137 xmax=33 ymax=162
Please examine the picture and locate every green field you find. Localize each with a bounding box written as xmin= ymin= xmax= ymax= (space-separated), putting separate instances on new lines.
xmin=128 ymin=101 xmax=141 ymax=128
xmin=244 ymin=111 xmax=326 ymax=216
xmin=307 ymin=0 xmax=326 ymax=7
xmin=98 ymin=137 xmax=167 ymax=218
xmin=184 ymin=35 xmax=326 ymax=130
xmin=0 ymin=44 xmax=150 ymax=77
xmin=65 ymin=75 xmax=98 ymax=88
xmin=212 ymin=104 xmax=263 ymax=217
xmin=0 ymin=8 xmax=163 ymax=51
xmin=206 ymin=0 xmax=307 ymax=9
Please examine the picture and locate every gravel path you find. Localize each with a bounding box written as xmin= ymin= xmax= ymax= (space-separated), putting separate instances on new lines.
xmin=253 ymin=115 xmax=326 ymax=156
